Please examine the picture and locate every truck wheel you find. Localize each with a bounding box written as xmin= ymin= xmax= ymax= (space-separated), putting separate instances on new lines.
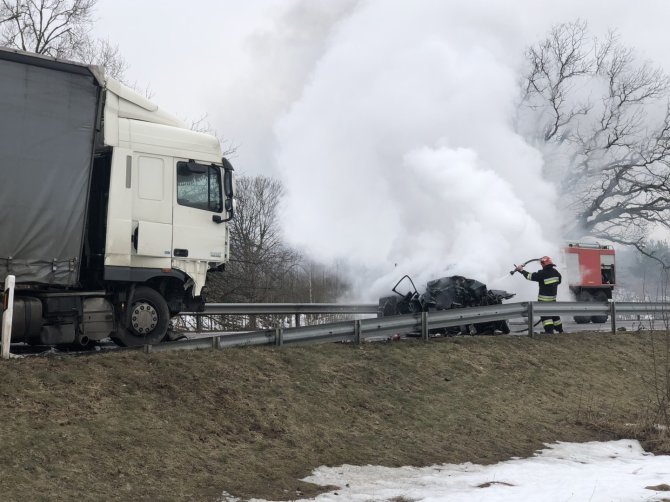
xmin=591 ymin=291 xmax=609 ymax=324
xmin=574 ymin=291 xmax=593 ymax=324
xmin=111 ymin=286 xmax=170 ymax=347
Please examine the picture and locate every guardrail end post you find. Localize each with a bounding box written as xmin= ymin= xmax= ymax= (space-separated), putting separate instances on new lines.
xmin=610 ymin=301 xmax=616 ymax=334
xmin=275 ymin=328 xmax=283 ymax=347
xmin=527 ymin=302 xmax=534 ymax=338
xmin=421 ymin=311 xmax=428 ymax=341
xmin=1 ymin=274 xmax=15 ymax=360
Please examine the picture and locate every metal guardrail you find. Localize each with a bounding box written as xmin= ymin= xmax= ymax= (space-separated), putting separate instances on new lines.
xmin=178 ymin=302 xmax=380 ymax=332
xmin=144 ymin=300 xmax=670 ymax=354
xmin=200 ymin=303 xmax=379 ymax=315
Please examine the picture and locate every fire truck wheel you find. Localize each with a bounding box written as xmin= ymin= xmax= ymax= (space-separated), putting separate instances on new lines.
xmin=111 ymin=286 xmax=170 ymax=347
xmin=590 ymin=291 xmax=609 ymax=324
xmin=574 ymin=291 xmax=593 ymax=324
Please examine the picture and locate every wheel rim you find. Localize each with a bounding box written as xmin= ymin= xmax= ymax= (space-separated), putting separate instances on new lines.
xmin=131 ymin=301 xmax=158 ymax=335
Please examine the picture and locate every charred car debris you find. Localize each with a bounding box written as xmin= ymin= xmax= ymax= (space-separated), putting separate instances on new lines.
xmin=378 ymin=275 xmax=515 ymax=336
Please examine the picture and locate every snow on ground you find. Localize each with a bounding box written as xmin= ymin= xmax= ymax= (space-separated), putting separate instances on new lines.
xmin=222 ymin=440 xmax=670 ymax=501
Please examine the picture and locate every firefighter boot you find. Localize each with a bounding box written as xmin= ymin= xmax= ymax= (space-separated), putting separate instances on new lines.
xmin=544 ymin=326 xmax=554 ymax=334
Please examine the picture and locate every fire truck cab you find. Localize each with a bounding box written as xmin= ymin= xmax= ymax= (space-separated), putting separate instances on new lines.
xmin=563 ymin=242 xmax=615 ymax=323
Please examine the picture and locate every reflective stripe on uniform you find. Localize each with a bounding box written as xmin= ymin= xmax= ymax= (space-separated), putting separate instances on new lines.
xmin=538 ymin=295 xmax=557 ymax=301
xmin=543 ymin=319 xmax=554 ymax=326
xmin=544 ymin=277 xmax=559 ymax=285
xmin=525 ymin=273 xmax=533 ymax=281
xmin=554 ymin=320 xmax=562 ymax=326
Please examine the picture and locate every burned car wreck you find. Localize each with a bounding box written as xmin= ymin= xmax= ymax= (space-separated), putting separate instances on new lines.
xmin=378 ymin=275 xmax=515 ymax=336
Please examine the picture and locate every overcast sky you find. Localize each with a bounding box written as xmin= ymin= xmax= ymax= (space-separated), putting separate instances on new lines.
xmin=94 ymin=0 xmax=670 ymax=175
xmin=94 ymin=1 xmax=670 ymax=298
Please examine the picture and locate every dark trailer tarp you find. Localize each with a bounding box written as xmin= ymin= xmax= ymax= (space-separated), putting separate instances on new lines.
xmin=0 ymin=48 xmax=103 ymax=287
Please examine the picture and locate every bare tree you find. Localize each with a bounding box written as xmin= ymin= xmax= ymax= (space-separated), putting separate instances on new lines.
xmin=205 ymin=175 xmax=350 ymax=328
xmin=519 ymin=20 xmax=670 ymax=263
xmin=206 ymin=175 xmax=301 ymax=305
xmin=1 ymin=0 xmax=93 ymax=56
xmin=189 ymin=113 xmax=237 ymax=157
xmin=0 ymin=0 xmax=126 ymax=79
xmin=616 ymin=240 xmax=670 ymax=300
xmin=73 ymin=36 xmax=126 ymax=79
xmin=0 ymin=3 xmax=18 ymax=23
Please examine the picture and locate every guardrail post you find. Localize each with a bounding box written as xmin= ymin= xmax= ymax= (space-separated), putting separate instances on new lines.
xmin=421 ymin=311 xmax=428 ymax=341
xmin=610 ymin=301 xmax=616 ymax=334
xmin=212 ymin=336 xmax=221 ymax=349
xmin=196 ymin=315 xmax=203 ymax=332
xmin=354 ymin=319 xmax=361 ymax=344
xmin=527 ymin=302 xmax=534 ymax=338
xmin=2 ymin=275 xmax=15 ymax=360
xmin=295 ymin=314 xmax=300 ymax=327
xmin=275 ymin=327 xmax=283 ymax=347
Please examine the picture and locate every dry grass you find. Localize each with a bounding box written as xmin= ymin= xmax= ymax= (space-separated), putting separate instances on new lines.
xmin=0 ymin=331 xmax=661 ymax=501
xmin=574 ymin=330 xmax=670 ymax=453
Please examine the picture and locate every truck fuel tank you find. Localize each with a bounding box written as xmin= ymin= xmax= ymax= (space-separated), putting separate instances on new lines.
xmin=10 ymin=297 xmax=42 ymax=344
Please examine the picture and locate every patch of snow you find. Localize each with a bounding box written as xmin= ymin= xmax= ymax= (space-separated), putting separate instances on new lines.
xmin=223 ymin=440 xmax=670 ymax=502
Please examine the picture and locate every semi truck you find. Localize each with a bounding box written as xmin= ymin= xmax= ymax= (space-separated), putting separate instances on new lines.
xmin=0 ymin=47 xmax=234 ymax=347
xmin=563 ymin=242 xmax=615 ymax=323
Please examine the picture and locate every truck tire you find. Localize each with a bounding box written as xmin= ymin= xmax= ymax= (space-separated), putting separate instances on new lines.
xmin=590 ymin=291 xmax=609 ymax=324
xmin=111 ymin=286 xmax=170 ymax=347
xmin=573 ymin=291 xmax=592 ymax=324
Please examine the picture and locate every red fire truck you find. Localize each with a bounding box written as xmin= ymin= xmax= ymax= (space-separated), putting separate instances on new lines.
xmin=563 ymin=242 xmax=615 ymax=323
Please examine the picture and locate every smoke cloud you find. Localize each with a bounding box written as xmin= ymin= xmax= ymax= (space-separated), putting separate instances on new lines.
xmin=213 ymin=0 xmax=670 ymax=300
xmin=271 ymin=0 xmax=557 ymax=300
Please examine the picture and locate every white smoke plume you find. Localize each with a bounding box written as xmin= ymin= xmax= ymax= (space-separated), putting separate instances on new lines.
xmin=271 ymin=0 xmax=557 ymax=300
xmin=213 ymin=0 xmax=670 ymax=301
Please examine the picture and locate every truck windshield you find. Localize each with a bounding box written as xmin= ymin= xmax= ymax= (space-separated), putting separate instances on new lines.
xmin=176 ymin=161 xmax=222 ymax=212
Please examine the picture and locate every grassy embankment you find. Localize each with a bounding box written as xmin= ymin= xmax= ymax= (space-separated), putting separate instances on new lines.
xmin=0 ymin=330 xmax=666 ymax=501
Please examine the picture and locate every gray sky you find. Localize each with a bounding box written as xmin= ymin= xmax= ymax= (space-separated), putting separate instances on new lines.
xmin=94 ymin=0 xmax=670 ymax=298
xmin=95 ymin=0 xmax=670 ymax=176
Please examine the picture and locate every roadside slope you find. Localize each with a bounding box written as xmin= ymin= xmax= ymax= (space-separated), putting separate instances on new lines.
xmin=0 ymin=331 xmax=660 ymax=501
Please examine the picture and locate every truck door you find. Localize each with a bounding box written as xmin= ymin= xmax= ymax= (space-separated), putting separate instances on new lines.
xmin=131 ymin=154 xmax=173 ymax=268
xmin=172 ymin=160 xmax=228 ymax=262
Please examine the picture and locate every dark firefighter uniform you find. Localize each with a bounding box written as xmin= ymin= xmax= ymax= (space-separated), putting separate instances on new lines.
xmin=518 ymin=257 xmax=563 ymax=334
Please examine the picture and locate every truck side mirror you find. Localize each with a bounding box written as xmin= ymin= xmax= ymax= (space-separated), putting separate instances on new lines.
xmin=221 ymin=157 xmax=235 ymax=222
xmin=222 ymin=158 xmax=234 ymax=198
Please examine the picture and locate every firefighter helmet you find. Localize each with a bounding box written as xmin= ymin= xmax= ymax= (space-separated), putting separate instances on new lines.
xmin=540 ymin=256 xmax=553 ymax=266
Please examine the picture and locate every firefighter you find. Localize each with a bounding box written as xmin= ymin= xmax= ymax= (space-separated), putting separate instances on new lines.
xmin=514 ymin=256 xmax=563 ymax=334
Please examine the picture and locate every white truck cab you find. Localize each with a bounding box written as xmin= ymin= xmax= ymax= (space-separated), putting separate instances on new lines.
xmin=102 ymin=78 xmax=232 ymax=297
xmin=0 ymin=47 xmax=234 ymax=347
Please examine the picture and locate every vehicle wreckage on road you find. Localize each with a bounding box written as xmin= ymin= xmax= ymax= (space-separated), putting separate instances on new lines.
xmin=378 ymin=275 xmax=515 ymax=336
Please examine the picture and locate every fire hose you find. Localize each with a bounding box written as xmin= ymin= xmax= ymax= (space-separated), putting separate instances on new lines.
xmin=509 ymin=258 xmax=541 ymax=276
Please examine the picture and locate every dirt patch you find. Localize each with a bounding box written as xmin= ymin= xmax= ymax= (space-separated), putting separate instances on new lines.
xmin=0 ymin=331 xmax=661 ymax=500
xmin=647 ymin=484 xmax=670 ymax=491
xmin=477 ymin=481 xmax=515 ymax=488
